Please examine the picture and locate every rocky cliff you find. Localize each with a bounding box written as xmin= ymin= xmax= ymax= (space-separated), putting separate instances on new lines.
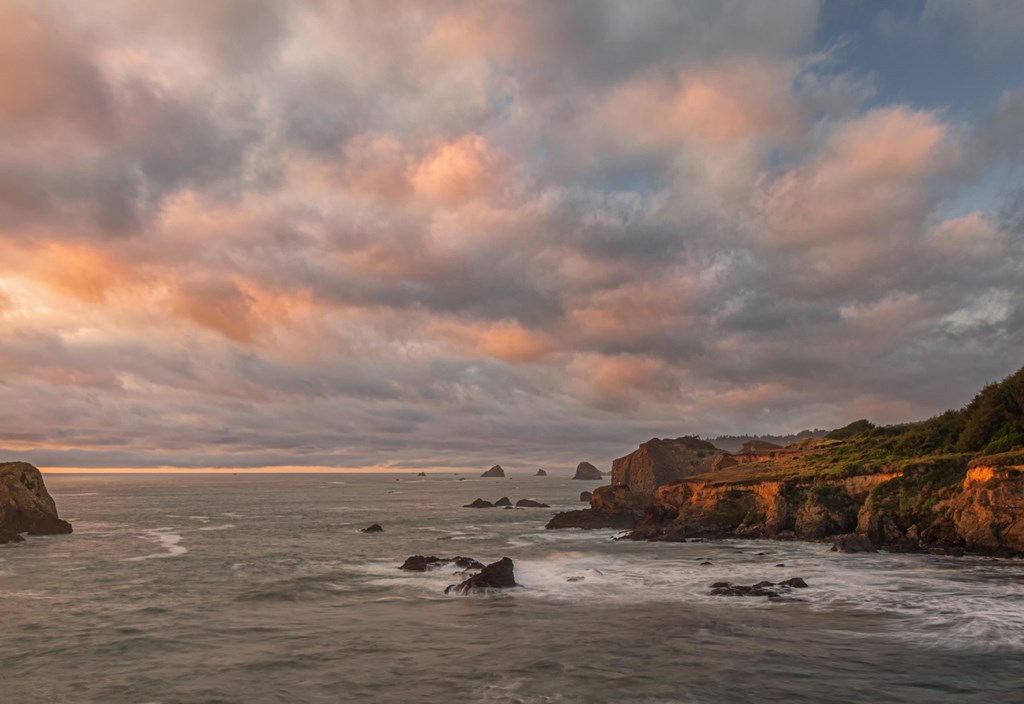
xmin=611 ymin=436 xmax=719 ymax=500
xmin=0 ymin=462 xmax=73 ymax=544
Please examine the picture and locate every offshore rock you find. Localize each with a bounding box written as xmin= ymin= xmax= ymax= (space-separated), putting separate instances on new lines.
xmin=710 ymin=577 xmax=808 ymax=598
xmin=573 ymin=462 xmax=603 ymax=480
xmin=481 ymin=465 xmax=505 ymax=478
xmin=445 ymin=557 xmax=518 ymax=595
xmin=579 ymin=491 xmax=592 ymax=502
xmin=535 ymin=469 xmax=547 ymax=477
xmin=494 ymin=497 xmax=512 ymax=507
xmin=0 ymin=462 xmax=73 ymax=544
xmin=515 ymin=499 xmax=549 ymax=508
xmin=463 ymin=498 xmax=494 ymax=508
xmin=361 ymin=524 xmax=384 ymax=533
xmin=611 ymin=437 xmax=719 ymax=501
xmin=401 ymin=555 xmax=484 ymax=572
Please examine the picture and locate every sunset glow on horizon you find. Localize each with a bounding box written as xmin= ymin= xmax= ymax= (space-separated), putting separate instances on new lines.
xmin=1 ymin=1 xmax=1022 ymax=473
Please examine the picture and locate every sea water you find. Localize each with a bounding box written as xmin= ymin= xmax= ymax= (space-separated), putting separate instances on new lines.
xmin=3 ymin=473 xmax=1024 ymax=703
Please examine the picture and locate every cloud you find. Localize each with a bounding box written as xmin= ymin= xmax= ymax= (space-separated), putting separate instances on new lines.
xmin=0 ymin=1 xmax=1021 ymax=471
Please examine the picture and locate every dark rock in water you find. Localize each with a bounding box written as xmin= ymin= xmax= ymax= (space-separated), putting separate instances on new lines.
xmin=463 ymin=498 xmax=494 ymax=508
xmin=445 ymin=557 xmax=518 ymax=595
xmin=401 ymin=555 xmax=484 ymax=571
xmin=775 ymin=563 xmax=785 ymax=567
xmin=494 ymin=497 xmax=512 ymax=507
xmin=361 ymin=524 xmax=384 ymax=533
xmin=778 ymin=577 xmax=808 ymax=588
xmin=579 ymin=491 xmax=592 ymax=502
xmin=831 ymin=534 xmax=878 ymax=553
xmin=700 ymin=561 xmax=712 ymax=565
xmin=573 ymin=461 xmax=603 ymax=480
xmin=417 ymin=472 xmax=427 ymax=477
xmin=481 ymin=465 xmax=505 ymax=478
xmin=535 ymin=469 xmax=547 ymax=477
xmin=545 ymin=508 xmax=636 ymax=530
xmin=710 ymin=578 xmax=809 ymax=598
xmin=515 ymin=499 xmax=549 ymax=508
xmin=566 ymin=576 xmax=584 ymax=582
xmin=0 ymin=462 xmax=73 ymax=544
xmin=458 ymin=478 xmax=466 ymax=481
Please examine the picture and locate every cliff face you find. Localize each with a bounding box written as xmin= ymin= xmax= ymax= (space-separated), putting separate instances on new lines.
xmin=0 ymin=462 xmax=73 ymax=544
xmin=544 ymin=485 xmax=645 ymax=530
xmin=611 ymin=437 xmax=719 ymax=500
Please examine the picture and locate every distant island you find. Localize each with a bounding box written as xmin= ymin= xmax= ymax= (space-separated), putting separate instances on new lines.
xmin=549 ymin=366 xmax=1024 ymax=557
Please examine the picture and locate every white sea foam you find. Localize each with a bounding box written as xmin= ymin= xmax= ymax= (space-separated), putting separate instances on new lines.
xmin=125 ymin=528 xmax=188 ymax=561
xmin=198 ymin=524 xmax=235 ymax=532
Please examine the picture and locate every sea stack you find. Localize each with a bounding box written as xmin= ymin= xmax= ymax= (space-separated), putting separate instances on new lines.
xmin=0 ymin=462 xmax=73 ymax=544
xmin=535 ymin=468 xmax=547 ymax=476
xmin=572 ymin=462 xmax=603 ymax=480
xmin=481 ymin=465 xmax=505 ymax=478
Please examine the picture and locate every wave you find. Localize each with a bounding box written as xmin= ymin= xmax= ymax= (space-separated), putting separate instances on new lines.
xmin=198 ymin=524 xmax=235 ymax=532
xmin=125 ymin=528 xmax=188 ymax=561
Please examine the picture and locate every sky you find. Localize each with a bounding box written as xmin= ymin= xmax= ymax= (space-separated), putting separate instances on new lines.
xmin=1 ymin=0 xmax=1022 ymax=473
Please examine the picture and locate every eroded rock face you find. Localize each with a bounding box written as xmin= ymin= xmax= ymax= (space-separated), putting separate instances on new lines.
xmin=946 ymin=465 xmax=1024 ymax=555
xmin=611 ymin=437 xmax=719 ymax=500
xmin=445 ymin=557 xmax=517 ymax=595
xmin=481 ymin=465 xmax=505 ymax=478
xmin=0 ymin=462 xmax=72 ymax=544
xmin=546 ymin=485 xmax=645 ymax=530
xmin=572 ymin=462 xmax=603 ymax=480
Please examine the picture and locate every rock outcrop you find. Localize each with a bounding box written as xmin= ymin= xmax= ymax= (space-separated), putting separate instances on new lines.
xmin=463 ymin=498 xmax=494 ymax=508
xmin=417 ymin=472 xmax=427 ymax=477
xmin=361 ymin=524 xmax=384 ymax=533
xmin=535 ymin=469 xmax=547 ymax=477
xmin=546 ymin=485 xmax=646 ymax=530
xmin=0 ymin=462 xmax=73 ymax=544
xmin=710 ymin=577 xmax=808 ymax=598
xmin=572 ymin=462 xmax=603 ymax=480
xmin=481 ymin=465 xmax=505 ymax=478
xmin=445 ymin=557 xmax=518 ymax=595
xmin=401 ymin=555 xmax=484 ymax=571
xmin=611 ymin=437 xmax=719 ymax=500
xmin=515 ymin=499 xmax=549 ymax=508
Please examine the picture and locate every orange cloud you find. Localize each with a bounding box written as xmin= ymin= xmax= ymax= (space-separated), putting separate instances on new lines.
xmin=411 ymin=135 xmax=503 ymax=204
xmin=429 ymin=318 xmax=555 ymax=363
xmin=170 ymin=278 xmax=261 ymax=343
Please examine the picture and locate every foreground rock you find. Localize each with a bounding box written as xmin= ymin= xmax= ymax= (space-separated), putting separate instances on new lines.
xmin=710 ymin=577 xmax=809 ymax=598
xmin=0 ymin=463 xmax=73 ymax=544
xmin=481 ymin=465 xmax=505 ymax=478
xmin=445 ymin=557 xmax=518 ymax=595
xmin=400 ymin=555 xmax=484 ymax=571
xmin=611 ymin=437 xmax=719 ymax=501
xmin=535 ymin=469 xmax=547 ymax=477
xmin=361 ymin=524 xmax=384 ymax=533
xmin=831 ymin=534 xmax=877 ymax=553
xmin=515 ymin=499 xmax=549 ymax=508
xmin=573 ymin=462 xmax=603 ymax=480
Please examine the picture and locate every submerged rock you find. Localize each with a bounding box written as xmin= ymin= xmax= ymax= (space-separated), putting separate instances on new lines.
xmin=481 ymin=465 xmax=505 ymax=478
xmin=0 ymin=462 xmax=73 ymax=544
xmin=463 ymin=498 xmax=494 ymax=508
xmin=710 ymin=577 xmax=809 ymax=598
xmin=361 ymin=524 xmax=384 ymax=533
xmin=573 ymin=462 xmax=603 ymax=480
xmin=515 ymin=499 xmax=549 ymax=508
xmin=401 ymin=555 xmax=484 ymax=572
xmin=535 ymin=469 xmax=548 ymax=477
xmin=445 ymin=557 xmax=518 ymax=595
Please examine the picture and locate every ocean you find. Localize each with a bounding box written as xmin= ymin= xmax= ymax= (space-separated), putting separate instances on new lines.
xmin=3 ymin=473 xmax=1024 ymax=703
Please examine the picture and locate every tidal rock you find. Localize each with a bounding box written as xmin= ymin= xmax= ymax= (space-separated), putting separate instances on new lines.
xmin=515 ymin=499 xmax=549 ymax=508
xmin=830 ymin=534 xmax=877 ymax=553
xmin=0 ymin=462 xmax=73 ymax=544
xmin=445 ymin=557 xmax=518 ymax=595
xmin=710 ymin=578 xmax=809 ymax=598
xmin=535 ymin=469 xmax=548 ymax=477
xmin=573 ymin=462 xmax=603 ymax=480
xmin=481 ymin=465 xmax=505 ymax=478
xmin=463 ymin=498 xmax=494 ymax=508
xmin=545 ymin=508 xmax=637 ymax=530
xmin=401 ymin=555 xmax=484 ymax=571
xmin=579 ymin=491 xmax=592 ymax=502
xmin=361 ymin=524 xmax=384 ymax=533
xmin=417 ymin=472 xmax=427 ymax=477
xmin=494 ymin=497 xmax=512 ymax=507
